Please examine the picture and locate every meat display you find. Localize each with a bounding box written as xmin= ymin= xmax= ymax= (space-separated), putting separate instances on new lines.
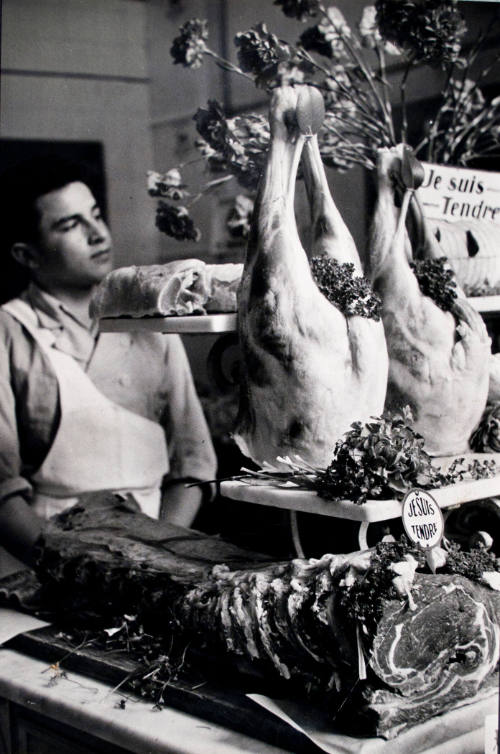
xmin=16 ymin=495 xmax=499 ymax=741
xmin=369 ymin=146 xmax=491 ymax=455
xmin=234 ymin=86 xmax=388 ymax=469
xmin=362 ymin=572 xmax=499 ymax=735
xmin=89 ymin=259 xmax=243 ymax=318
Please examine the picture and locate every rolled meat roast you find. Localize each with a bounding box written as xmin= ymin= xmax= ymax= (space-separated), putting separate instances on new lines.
xmin=89 ymin=259 xmax=243 ymax=318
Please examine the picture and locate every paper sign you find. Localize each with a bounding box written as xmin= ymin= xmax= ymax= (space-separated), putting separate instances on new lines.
xmin=0 ymin=607 xmax=50 ymax=645
xmin=418 ymin=162 xmax=500 ymax=225
xmin=402 ymin=489 xmax=444 ymax=550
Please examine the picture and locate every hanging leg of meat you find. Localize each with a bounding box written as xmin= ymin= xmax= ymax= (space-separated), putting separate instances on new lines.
xmin=233 ymin=87 xmax=388 ymax=469
xmin=409 ymin=191 xmax=500 ymax=408
xmin=301 ymin=132 xmax=388 ymax=425
xmin=369 ymin=146 xmax=490 ymax=455
xmin=301 ymin=138 xmax=363 ymax=271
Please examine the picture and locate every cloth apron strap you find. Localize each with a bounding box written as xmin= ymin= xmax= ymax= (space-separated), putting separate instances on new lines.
xmin=2 ymin=299 xmax=169 ymax=518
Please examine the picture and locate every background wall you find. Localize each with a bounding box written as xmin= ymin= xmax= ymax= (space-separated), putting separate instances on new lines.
xmin=1 ymin=0 xmax=161 ymax=269
xmin=146 ymin=0 xmax=373 ymax=261
xmin=3 ymin=0 xmax=498 ymax=269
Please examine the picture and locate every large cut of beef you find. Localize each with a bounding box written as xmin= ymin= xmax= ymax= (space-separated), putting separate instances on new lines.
xmin=369 ymin=146 xmax=490 ymax=455
xmin=10 ymin=494 xmax=498 ymax=741
xmin=234 ymin=86 xmax=388 ymax=469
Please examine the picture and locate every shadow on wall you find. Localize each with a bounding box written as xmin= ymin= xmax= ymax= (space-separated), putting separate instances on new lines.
xmin=0 ymin=139 xmax=106 ymax=304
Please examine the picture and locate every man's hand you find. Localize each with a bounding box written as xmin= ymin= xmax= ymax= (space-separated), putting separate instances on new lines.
xmin=0 ymin=495 xmax=43 ymax=567
xmin=160 ymin=481 xmax=203 ymax=528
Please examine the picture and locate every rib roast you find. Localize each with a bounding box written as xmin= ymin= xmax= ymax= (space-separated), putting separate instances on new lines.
xmin=4 ymin=494 xmax=497 ymax=741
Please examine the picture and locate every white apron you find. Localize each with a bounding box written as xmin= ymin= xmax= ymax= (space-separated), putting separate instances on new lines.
xmin=2 ymin=299 xmax=169 ymax=519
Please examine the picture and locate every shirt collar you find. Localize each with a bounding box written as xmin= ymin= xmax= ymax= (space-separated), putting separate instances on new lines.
xmin=23 ymin=283 xmax=98 ymax=336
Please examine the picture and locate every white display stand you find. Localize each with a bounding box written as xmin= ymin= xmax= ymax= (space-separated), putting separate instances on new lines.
xmin=221 ymin=453 xmax=500 ymax=552
xmin=467 ymin=295 xmax=500 ymax=314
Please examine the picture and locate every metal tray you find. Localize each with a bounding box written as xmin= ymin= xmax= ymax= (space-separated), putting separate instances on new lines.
xmin=99 ymin=313 xmax=237 ymax=334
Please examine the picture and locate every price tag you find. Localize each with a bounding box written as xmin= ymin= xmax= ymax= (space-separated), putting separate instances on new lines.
xmin=401 ymin=489 xmax=444 ymax=550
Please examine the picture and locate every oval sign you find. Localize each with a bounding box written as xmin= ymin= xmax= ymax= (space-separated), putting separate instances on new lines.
xmin=402 ymin=489 xmax=444 ymax=549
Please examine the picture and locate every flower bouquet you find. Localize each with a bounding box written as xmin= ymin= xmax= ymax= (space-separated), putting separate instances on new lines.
xmin=149 ymin=0 xmax=500 ymax=245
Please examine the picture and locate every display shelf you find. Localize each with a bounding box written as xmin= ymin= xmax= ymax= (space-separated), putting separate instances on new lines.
xmin=221 ymin=453 xmax=500 ymax=522
xmin=221 ymin=453 xmax=500 ymax=551
xmin=221 ymin=474 xmax=500 ymax=522
xmin=467 ymin=295 xmax=500 ymax=314
xmin=97 ymin=300 xmax=500 ymax=329
xmin=99 ymin=313 xmax=237 ymax=334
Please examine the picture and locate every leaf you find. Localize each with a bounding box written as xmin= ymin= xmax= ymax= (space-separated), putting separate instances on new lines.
xmin=104 ymin=625 xmax=123 ymax=637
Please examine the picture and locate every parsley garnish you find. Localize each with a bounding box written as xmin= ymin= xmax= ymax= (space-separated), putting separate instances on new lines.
xmin=311 ymin=256 xmax=381 ymax=320
xmin=410 ymin=257 xmax=457 ymax=312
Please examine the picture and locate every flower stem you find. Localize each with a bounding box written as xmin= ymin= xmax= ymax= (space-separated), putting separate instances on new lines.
xmin=188 ymin=174 xmax=234 ymax=207
xmin=317 ymin=4 xmax=395 ymax=145
xmin=375 ymin=45 xmax=396 ymax=144
xmin=204 ymin=48 xmax=255 ymax=83
xmin=399 ymin=60 xmax=414 ymax=144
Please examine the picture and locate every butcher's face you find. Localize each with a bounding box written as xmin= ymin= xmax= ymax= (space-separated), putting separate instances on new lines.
xmin=32 ymin=181 xmax=113 ymax=289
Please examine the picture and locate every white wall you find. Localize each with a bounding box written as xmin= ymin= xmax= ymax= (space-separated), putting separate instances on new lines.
xmin=146 ymin=0 xmax=373 ymax=261
xmin=1 ymin=0 xmax=161 ymax=268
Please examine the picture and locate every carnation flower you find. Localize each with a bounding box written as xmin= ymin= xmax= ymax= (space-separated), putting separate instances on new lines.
xmin=170 ymin=19 xmax=209 ymax=69
xmin=223 ymin=114 xmax=270 ymax=188
xmin=273 ymin=0 xmax=321 ymax=21
xmin=358 ymin=5 xmax=401 ymax=55
xmin=194 ymin=101 xmax=269 ymax=189
xmin=193 ymin=100 xmax=227 ymax=153
xmin=299 ymin=6 xmax=351 ymax=59
xmin=226 ymin=194 xmax=255 ymax=238
xmin=147 ymin=169 xmax=187 ymax=200
xmin=235 ymin=23 xmax=292 ymax=82
xmin=375 ymin=0 xmax=466 ymax=67
xmin=155 ymin=202 xmax=201 ymax=242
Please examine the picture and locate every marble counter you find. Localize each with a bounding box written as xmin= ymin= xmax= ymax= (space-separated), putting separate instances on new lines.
xmin=0 ymin=647 xmax=290 ymax=754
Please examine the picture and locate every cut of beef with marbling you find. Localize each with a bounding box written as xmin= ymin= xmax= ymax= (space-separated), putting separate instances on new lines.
xmin=234 ymin=86 xmax=388 ymax=469
xmin=21 ymin=495 xmax=500 ymax=741
xmin=369 ymin=146 xmax=490 ymax=455
xmin=360 ymin=573 xmax=500 ymax=736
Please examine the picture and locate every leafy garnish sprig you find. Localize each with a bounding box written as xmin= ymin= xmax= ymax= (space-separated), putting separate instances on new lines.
xmin=338 ymin=534 xmax=500 ymax=636
xmin=236 ymin=407 xmax=496 ymax=505
xmin=311 ymin=256 xmax=381 ymax=319
xmin=410 ymin=257 xmax=458 ymax=312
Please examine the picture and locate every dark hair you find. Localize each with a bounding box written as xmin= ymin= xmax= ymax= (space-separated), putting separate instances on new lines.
xmin=0 ymin=156 xmax=98 ymax=302
xmin=1 ymin=155 xmax=98 ymax=249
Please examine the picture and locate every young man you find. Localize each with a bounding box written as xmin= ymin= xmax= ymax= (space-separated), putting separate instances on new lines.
xmin=0 ymin=157 xmax=217 ymax=576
